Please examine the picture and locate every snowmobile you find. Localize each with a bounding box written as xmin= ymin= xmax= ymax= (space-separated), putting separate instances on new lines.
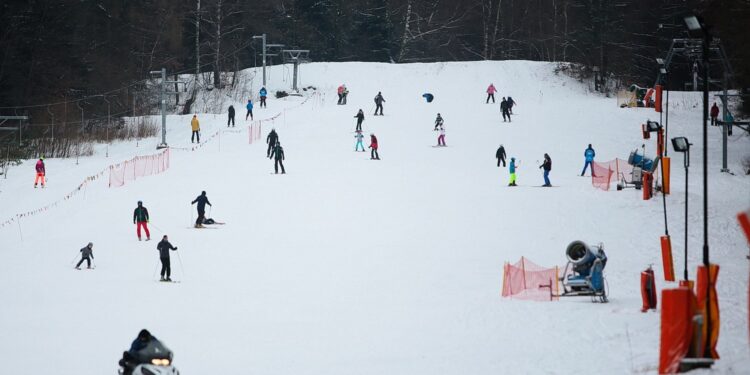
xmin=118 ymin=339 xmax=179 ymax=375
xmin=557 ymin=241 xmax=609 ymax=302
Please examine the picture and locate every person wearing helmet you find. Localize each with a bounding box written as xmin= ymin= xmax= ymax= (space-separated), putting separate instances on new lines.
xmin=119 ymin=329 xmax=163 ymax=374
xmin=75 ymin=242 xmax=94 ymax=269
xmin=191 ymin=191 xmax=212 ymax=228
xmin=34 ymin=157 xmax=45 ymax=188
xmin=433 ymin=113 xmax=444 ymax=131
xmin=157 ymin=235 xmax=178 ymax=281
xmin=266 ymin=128 xmax=279 ymax=158
xmin=508 ymin=157 xmax=518 ymax=186
xmin=133 ymin=201 xmax=150 ymax=241
xmin=496 ymin=144 xmax=507 ymax=167
xmin=269 ymin=141 xmax=286 ymax=174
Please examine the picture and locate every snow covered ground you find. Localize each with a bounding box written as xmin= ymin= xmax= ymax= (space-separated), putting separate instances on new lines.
xmin=1 ymin=61 xmax=748 ymax=374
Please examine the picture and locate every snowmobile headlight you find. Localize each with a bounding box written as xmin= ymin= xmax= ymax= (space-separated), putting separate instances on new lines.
xmin=151 ymin=358 xmax=171 ymax=366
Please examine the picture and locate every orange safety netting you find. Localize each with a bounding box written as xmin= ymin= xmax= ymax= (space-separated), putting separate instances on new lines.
xmin=109 ymin=149 xmax=170 ymax=188
xmin=248 ymin=122 xmax=263 ymax=144
xmin=591 ymin=158 xmax=633 ymax=191
xmin=501 ymin=257 xmax=559 ymax=301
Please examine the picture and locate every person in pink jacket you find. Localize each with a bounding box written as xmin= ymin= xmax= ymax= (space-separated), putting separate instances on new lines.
xmin=486 ymin=83 xmax=497 ymax=104
xmin=34 ymin=157 xmax=45 ymax=188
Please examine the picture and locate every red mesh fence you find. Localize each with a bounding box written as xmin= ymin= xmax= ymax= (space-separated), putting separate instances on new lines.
xmin=109 ymin=149 xmax=170 ymax=188
xmin=248 ymin=122 xmax=263 ymax=144
xmin=591 ymin=158 xmax=632 ymax=191
xmin=501 ymin=257 xmax=559 ymax=301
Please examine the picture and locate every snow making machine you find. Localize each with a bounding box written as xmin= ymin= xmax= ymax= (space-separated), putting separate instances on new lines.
xmin=557 ymin=241 xmax=609 ymax=302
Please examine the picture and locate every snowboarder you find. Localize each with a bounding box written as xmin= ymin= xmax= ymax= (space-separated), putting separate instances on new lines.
xmin=487 ymin=83 xmax=497 ymax=103
xmin=191 ymin=191 xmax=212 ymax=228
xmin=507 ymin=96 xmax=517 ymax=114
xmin=496 ymin=145 xmax=507 ymax=167
xmin=75 ymin=242 xmax=94 ymax=269
xmin=374 ymin=92 xmax=385 ymax=116
xmin=269 ymin=141 xmax=286 ymax=174
xmin=354 ymin=109 xmax=365 ymax=132
xmin=190 ymin=115 xmax=200 ymax=143
xmin=355 ymin=130 xmax=365 ymax=152
xmin=539 ymin=153 xmax=552 ymax=186
xmin=581 ymin=144 xmax=596 ymax=177
xmin=227 ymin=105 xmax=235 ymax=127
xmin=266 ymin=128 xmax=279 ymax=157
xmin=245 ymin=99 xmax=254 ymax=120
xmin=156 ymin=235 xmax=177 ymax=281
xmin=369 ymin=133 xmax=380 ymax=160
xmin=259 ymin=87 xmax=268 ymax=108
xmin=501 ymin=97 xmax=511 ymax=122
xmin=508 ymin=157 xmax=518 ymax=186
xmin=34 ymin=157 xmax=45 ymax=188
xmin=433 ymin=113 xmax=444 ymax=131
xmin=133 ymin=201 xmax=150 ymax=241
xmin=337 ymin=85 xmax=346 ymax=105
xmin=436 ymin=124 xmax=446 ymax=146
xmin=710 ymin=102 xmax=719 ymax=126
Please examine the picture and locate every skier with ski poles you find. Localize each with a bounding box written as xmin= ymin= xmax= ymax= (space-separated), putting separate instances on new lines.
xmin=266 ymin=128 xmax=279 ymax=157
xmin=433 ymin=113 xmax=444 ymax=131
xmin=34 ymin=157 xmax=45 ymax=188
xmin=374 ymin=92 xmax=385 ymax=116
xmin=156 ymin=235 xmax=178 ymax=281
xmin=75 ymin=242 xmax=94 ymax=269
xmin=190 ymin=115 xmax=200 ymax=143
xmin=133 ymin=200 xmax=151 ymax=241
xmin=354 ymin=109 xmax=365 ymax=132
xmin=539 ymin=153 xmax=552 ymax=186
xmin=269 ymin=141 xmax=286 ymax=174
xmin=496 ymin=144 xmax=507 ymax=167
xmin=354 ymin=130 xmax=365 ymax=152
xmin=191 ymin=191 xmax=212 ymax=228
xmin=508 ymin=157 xmax=518 ymax=186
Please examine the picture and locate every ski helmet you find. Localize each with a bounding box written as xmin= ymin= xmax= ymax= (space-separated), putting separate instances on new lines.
xmin=88 ymin=242 xmax=93 ymax=247
xmin=201 ymin=191 xmax=206 ymax=195
xmin=137 ymin=200 xmax=143 ymax=205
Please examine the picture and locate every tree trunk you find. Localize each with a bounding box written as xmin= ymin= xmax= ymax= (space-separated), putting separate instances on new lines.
xmin=213 ymin=0 xmax=222 ymax=88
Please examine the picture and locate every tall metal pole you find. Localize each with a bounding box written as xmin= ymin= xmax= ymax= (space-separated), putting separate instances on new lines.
xmin=684 ymin=150 xmax=689 ymax=280
xmin=721 ymin=71 xmax=729 ymax=172
xmin=262 ymin=33 xmax=267 ymax=86
xmin=160 ymin=68 xmax=167 ymax=147
xmin=701 ymin=30 xmax=712 ymax=359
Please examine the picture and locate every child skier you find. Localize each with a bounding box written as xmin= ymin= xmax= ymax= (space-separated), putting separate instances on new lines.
xmin=486 ymin=84 xmax=497 ymax=103
xmin=259 ymin=87 xmax=268 ymax=108
xmin=581 ymin=144 xmax=596 ymax=177
xmin=354 ymin=109 xmax=365 ymax=132
xmin=354 ymin=130 xmax=365 ymax=152
xmin=190 ymin=115 xmax=200 ymax=143
xmin=34 ymin=157 xmax=45 ymax=188
xmin=539 ymin=153 xmax=552 ymax=186
xmin=156 ymin=235 xmax=178 ymax=281
xmin=133 ymin=201 xmax=150 ymax=241
xmin=75 ymin=242 xmax=94 ymax=269
xmin=245 ymin=99 xmax=254 ymax=120
xmin=436 ymin=124 xmax=446 ymax=146
xmin=433 ymin=113 xmax=444 ymax=130
xmin=369 ymin=133 xmax=380 ymax=160
xmin=508 ymin=157 xmax=518 ymax=186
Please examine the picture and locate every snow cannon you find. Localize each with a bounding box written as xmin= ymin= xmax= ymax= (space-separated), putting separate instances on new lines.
xmin=559 ymin=241 xmax=609 ymax=302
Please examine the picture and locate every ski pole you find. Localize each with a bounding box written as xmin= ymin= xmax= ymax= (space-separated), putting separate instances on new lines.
xmin=190 ymin=205 xmax=193 ymax=227
xmin=149 ymin=221 xmax=163 ymax=232
xmin=176 ymin=250 xmax=186 ymax=280
xmin=69 ymin=252 xmax=80 ymax=265
xmin=153 ymin=258 xmax=160 ymax=280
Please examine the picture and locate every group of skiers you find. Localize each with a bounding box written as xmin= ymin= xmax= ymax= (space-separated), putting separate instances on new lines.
xmin=494 ymin=144 xmax=597 ymax=186
xmin=487 ymin=84 xmax=516 ymax=122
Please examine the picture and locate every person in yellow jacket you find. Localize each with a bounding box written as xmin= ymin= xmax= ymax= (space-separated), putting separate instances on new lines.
xmin=190 ymin=115 xmax=200 ymax=143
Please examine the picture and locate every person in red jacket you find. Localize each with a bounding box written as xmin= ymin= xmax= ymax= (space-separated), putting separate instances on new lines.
xmin=710 ymin=102 xmax=720 ymax=126
xmin=369 ymin=133 xmax=380 ymax=160
xmin=34 ymin=157 xmax=45 ymax=188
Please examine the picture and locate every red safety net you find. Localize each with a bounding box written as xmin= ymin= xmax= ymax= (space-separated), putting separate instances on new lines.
xmin=248 ymin=122 xmax=263 ymax=144
xmin=591 ymin=158 xmax=633 ymax=191
xmin=109 ymin=149 xmax=170 ymax=188
xmin=501 ymin=257 xmax=559 ymax=301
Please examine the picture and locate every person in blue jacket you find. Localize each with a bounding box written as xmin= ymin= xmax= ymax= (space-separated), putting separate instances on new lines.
xmin=581 ymin=144 xmax=596 ymax=177
xmin=508 ymin=157 xmax=518 ymax=186
xmin=259 ymin=87 xmax=268 ymax=108
xmin=245 ymin=99 xmax=254 ymax=120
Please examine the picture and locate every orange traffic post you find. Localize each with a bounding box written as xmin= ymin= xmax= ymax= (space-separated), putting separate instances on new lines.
xmin=661 ymin=235 xmax=675 ymax=281
xmin=695 ymin=264 xmax=720 ymax=359
xmin=659 ymin=287 xmax=696 ymax=374
xmin=662 ymin=156 xmax=671 ymax=194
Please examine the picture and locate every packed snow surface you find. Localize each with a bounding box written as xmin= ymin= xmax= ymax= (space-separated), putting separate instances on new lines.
xmin=1 ymin=61 xmax=749 ymax=374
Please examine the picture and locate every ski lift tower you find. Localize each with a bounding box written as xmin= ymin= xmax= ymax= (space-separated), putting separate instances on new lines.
xmin=282 ymin=50 xmax=310 ymax=95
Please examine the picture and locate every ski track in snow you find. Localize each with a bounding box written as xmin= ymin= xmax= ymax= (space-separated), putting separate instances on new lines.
xmin=0 ymin=61 xmax=749 ymax=374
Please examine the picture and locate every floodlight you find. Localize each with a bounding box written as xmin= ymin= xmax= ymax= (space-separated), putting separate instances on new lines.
xmin=684 ymin=16 xmax=702 ymax=32
xmin=646 ymin=120 xmax=662 ymax=132
xmin=671 ymin=137 xmax=691 ymax=152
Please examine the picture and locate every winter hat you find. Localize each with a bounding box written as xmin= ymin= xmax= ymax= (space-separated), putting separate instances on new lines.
xmin=511 ymin=157 xmax=515 ymax=161
xmin=87 ymin=242 xmax=93 ymax=247
xmin=201 ymin=191 xmax=206 ymax=195
xmin=137 ymin=200 xmax=143 ymax=205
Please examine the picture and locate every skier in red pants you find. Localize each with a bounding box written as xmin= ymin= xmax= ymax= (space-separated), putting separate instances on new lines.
xmin=133 ymin=201 xmax=151 ymax=241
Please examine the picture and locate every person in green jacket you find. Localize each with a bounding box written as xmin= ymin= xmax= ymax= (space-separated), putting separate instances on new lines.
xmin=133 ymin=201 xmax=150 ymax=241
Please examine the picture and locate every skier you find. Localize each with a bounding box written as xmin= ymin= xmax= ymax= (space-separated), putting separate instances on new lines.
xmin=539 ymin=153 xmax=552 ymax=186
xmin=259 ymin=87 xmax=268 ymax=108
xmin=245 ymin=99 xmax=254 ymax=120
xmin=269 ymin=141 xmax=286 ymax=174
xmin=190 ymin=115 xmax=200 ymax=143
xmin=34 ymin=157 xmax=45 ymax=188
xmin=156 ymin=235 xmax=178 ymax=281
xmin=581 ymin=144 xmax=596 ymax=177
xmin=507 ymin=96 xmax=517 ymax=114
xmin=337 ymin=84 xmax=345 ymax=105
xmin=227 ymin=105 xmax=235 ymax=127
xmin=266 ymin=128 xmax=279 ymax=157
xmin=369 ymin=133 xmax=380 ymax=160
xmin=710 ymin=102 xmax=719 ymax=126
xmin=354 ymin=109 xmax=365 ymax=132
xmin=133 ymin=200 xmax=150 ymax=241
xmin=433 ymin=113 xmax=444 ymax=130
xmin=508 ymin=157 xmax=518 ymax=186
xmin=436 ymin=124 xmax=446 ymax=146
xmin=501 ymin=97 xmax=511 ymax=122
xmin=374 ymin=92 xmax=385 ymax=116
xmin=75 ymin=242 xmax=94 ymax=269
xmin=191 ymin=191 xmax=212 ymax=228
xmin=496 ymin=144 xmax=507 ymax=167
xmin=342 ymin=85 xmax=349 ymax=105
xmin=354 ymin=130 xmax=365 ymax=152
xmin=487 ymin=83 xmax=497 ymax=103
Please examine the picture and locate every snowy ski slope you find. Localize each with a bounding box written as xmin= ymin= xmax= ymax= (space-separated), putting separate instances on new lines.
xmin=1 ymin=61 xmax=749 ymax=374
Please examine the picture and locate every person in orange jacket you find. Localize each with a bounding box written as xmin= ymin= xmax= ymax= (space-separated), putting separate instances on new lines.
xmin=190 ymin=115 xmax=200 ymax=143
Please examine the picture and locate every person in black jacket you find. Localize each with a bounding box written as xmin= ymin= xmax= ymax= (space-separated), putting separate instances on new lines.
xmin=501 ymin=97 xmax=511 ymax=122
xmin=374 ymin=92 xmax=385 ymax=116
xmin=354 ymin=109 xmax=365 ymax=132
xmin=539 ymin=153 xmax=552 ymax=186
xmin=269 ymin=141 xmax=286 ymax=174
xmin=75 ymin=242 xmax=94 ymax=269
xmin=433 ymin=113 xmax=444 ymax=131
xmin=266 ymin=129 xmax=279 ymax=157
xmin=191 ymin=191 xmax=212 ymax=228
xmin=496 ymin=144 xmax=507 ymax=167
xmin=156 ymin=235 xmax=177 ymax=281
xmin=227 ymin=105 xmax=235 ymax=127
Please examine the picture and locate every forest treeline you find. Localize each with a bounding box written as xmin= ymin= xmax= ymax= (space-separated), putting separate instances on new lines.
xmin=0 ymin=0 xmax=748 ymax=150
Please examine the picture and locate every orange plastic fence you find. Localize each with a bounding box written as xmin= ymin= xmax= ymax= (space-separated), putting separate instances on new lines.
xmin=591 ymin=158 xmax=633 ymax=191
xmin=502 ymin=257 xmax=559 ymax=301
xmin=109 ymin=149 xmax=170 ymax=188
